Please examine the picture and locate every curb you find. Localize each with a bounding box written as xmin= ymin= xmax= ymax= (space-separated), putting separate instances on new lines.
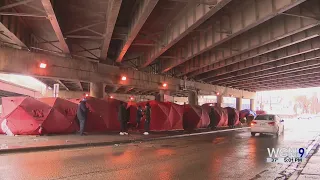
xmin=0 ymin=127 xmax=249 ymax=154
xmin=287 ymin=134 xmax=320 ymax=180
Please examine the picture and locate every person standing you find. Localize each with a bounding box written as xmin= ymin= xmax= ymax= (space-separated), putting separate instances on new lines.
xmin=118 ymin=102 xmax=128 ymax=135
xmin=143 ymin=103 xmax=151 ymax=135
xmin=208 ymin=107 xmax=216 ymax=129
xmin=136 ymin=105 xmax=143 ymax=128
xmin=77 ymin=98 xmax=88 ymax=136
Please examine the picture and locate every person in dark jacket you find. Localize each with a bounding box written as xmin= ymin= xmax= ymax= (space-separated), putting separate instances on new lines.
xmin=143 ymin=103 xmax=151 ymax=135
xmin=208 ymin=107 xmax=216 ymax=129
xmin=136 ymin=106 xmax=143 ymax=128
xmin=118 ymin=102 xmax=128 ymax=135
xmin=77 ymin=98 xmax=88 ymax=136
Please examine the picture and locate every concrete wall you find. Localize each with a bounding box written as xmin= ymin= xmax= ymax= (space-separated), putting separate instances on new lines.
xmin=44 ymin=90 xmax=155 ymax=102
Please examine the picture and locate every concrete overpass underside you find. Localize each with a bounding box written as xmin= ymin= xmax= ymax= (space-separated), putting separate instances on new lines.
xmin=1 ymin=0 xmax=319 ymax=102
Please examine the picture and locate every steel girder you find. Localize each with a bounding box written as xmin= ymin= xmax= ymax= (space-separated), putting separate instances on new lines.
xmin=160 ymin=0 xmax=308 ymax=73
xmin=202 ymin=37 xmax=320 ymax=82
xmin=139 ymin=0 xmax=232 ymax=67
xmin=116 ymin=0 xmax=159 ymax=62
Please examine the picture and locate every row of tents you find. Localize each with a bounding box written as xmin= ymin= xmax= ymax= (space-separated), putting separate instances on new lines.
xmin=0 ymin=96 xmax=257 ymax=135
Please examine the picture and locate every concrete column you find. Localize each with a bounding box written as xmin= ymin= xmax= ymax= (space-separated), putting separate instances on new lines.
xmin=216 ymin=95 xmax=222 ymax=107
xmin=250 ymin=99 xmax=255 ymax=111
xmin=188 ymin=91 xmax=198 ymax=105
xmin=90 ymin=82 xmax=104 ymax=98
xmin=155 ymin=90 xmax=164 ymax=102
xmin=236 ymin=97 xmax=242 ymax=111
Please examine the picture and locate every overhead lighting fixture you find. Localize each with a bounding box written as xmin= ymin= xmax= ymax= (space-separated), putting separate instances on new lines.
xmin=121 ymin=76 xmax=127 ymax=81
xmin=130 ymin=97 xmax=134 ymax=100
xmin=162 ymin=83 xmax=167 ymax=87
xmin=39 ymin=63 xmax=47 ymax=69
xmin=110 ymin=96 xmax=113 ymax=99
xmin=85 ymin=94 xmax=89 ymax=97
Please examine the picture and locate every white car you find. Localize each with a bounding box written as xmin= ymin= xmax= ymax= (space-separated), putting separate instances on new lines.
xmin=250 ymin=114 xmax=284 ymax=136
xmin=297 ymin=114 xmax=314 ymax=120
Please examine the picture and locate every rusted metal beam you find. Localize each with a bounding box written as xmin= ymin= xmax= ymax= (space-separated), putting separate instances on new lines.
xmin=0 ymin=0 xmax=35 ymax=11
xmin=211 ymin=56 xmax=320 ymax=85
xmin=0 ymin=21 xmax=28 ymax=49
xmin=56 ymin=79 xmax=69 ymax=91
xmin=201 ymin=37 xmax=320 ymax=81
xmin=0 ymin=12 xmax=47 ymax=18
xmin=219 ymin=61 xmax=320 ymax=86
xmin=116 ymin=0 xmax=159 ymax=62
xmin=76 ymin=81 xmax=83 ymax=91
xmin=160 ymin=0 xmax=308 ymax=73
xmin=227 ymin=69 xmax=320 ymax=89
xmin=139 ymin=0 xmax=232 ymax=68
xmin=65 ymin=21 xmax=105 ymax=35
xmin=183 ymin=15 xmax=320 ymax=77
xmin=66 ymin=35 xmax=103 ymax=40
xmin=235 ymin=77 xmax=320 ymax=90
xmin=41 ymin=0 xmax=70 ymax=54
xmin=100 ymin=0 xmax=122 ymax=61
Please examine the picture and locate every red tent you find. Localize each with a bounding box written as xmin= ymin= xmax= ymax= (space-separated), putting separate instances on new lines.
xmin=0 ymin=118 xmax=4 ymax=134
xmin=84 ymin=97 xmax=111 ymax=132
xmin=224 ymin=107 xmax=240 ymax=126
xmin=136 ymin=101 xmax=171 ymax=131
xmin=166 ymin=102 xmax=184 ymax=130
xmin=102 ymin=98 xmax=126 ymax=130
xmin=183 ymin=105 xmax=210 ymax=130
xmin=202 ymin=105 xmax=228 ymax=127
xmin=128 ymin=101 xmax=184 ymax=131
xmin=38 ymin=98 xmax=79 ymax=134
xmin=126 ymin=101 xmax=138 ymax=127
xmin=1 ymin=97 xmax=52 ymax=135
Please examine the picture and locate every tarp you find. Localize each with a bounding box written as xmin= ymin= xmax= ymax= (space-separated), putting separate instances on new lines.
xmin=183 ymin=104 xmax=210 ymax=130
xmin=224 ymin=107 xmax=240 ymax=126
xmin=201 ymin=104 xmax=228 ymax=127
xmin=38 ymin=98 xmax=78 ymax=134
xmin=102 ymin=97 xmax=126 ymax=130
xmin=84 ymin=97 xmax=116 ymax=132
xmin=129 ymin=101 xmax=184 ymax=131
xmin=137 ymin=101 xmax=171 ymax=131
xmin=166 ymin=102 xmax=184 ymax=130
xmin=0 ymin=118 xmax=4 ymax=134
xmin=239 ymin=109 xmax=257 ymax=119
xmin=1 ymin=97 xmax=52 ymax=135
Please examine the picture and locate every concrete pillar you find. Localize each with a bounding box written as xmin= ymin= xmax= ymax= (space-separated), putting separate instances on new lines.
xmin=236 ymin=97 xmax=242 ymax=111
xmin=155 ymin=90 xmax=164 ymax=102
xmin=250 ymin=99 xmax=255 ymax=111
xmin=90 ymin=82 xmax=104 ymax=98
xmin=188 ymin=91 xmax=198 ymax=105
xmin=216 ymin=95 xmax=222 ymax=107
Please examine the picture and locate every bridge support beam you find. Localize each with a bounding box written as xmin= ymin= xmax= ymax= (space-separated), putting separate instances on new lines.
xmin=90 ymin=82 xmax=104 ymax=98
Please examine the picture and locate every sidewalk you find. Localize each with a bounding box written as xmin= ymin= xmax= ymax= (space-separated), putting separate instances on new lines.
xmin=296 ymin=145 xmax=320 ymax=180
xmin=0 ymin=127 xmax=248 ymax=154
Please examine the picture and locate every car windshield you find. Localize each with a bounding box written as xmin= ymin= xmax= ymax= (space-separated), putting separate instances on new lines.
xmin=255 ymin=115 xmax=275 ymax=121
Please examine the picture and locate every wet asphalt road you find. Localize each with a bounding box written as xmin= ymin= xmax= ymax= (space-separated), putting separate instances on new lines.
xmin=0 ymin=118 xmax=319 ymax=180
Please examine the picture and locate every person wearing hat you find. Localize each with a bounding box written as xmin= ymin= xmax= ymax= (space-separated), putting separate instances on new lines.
xmin=77 ymin=98 xmax=88 ymax=136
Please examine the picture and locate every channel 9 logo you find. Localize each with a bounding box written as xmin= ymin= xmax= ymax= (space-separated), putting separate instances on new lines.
xmin=266 ymin=147 xmax=306 ymax=163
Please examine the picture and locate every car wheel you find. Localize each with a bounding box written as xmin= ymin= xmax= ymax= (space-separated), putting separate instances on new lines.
xmin=251 ymin=132 xmax=256 ymax=136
